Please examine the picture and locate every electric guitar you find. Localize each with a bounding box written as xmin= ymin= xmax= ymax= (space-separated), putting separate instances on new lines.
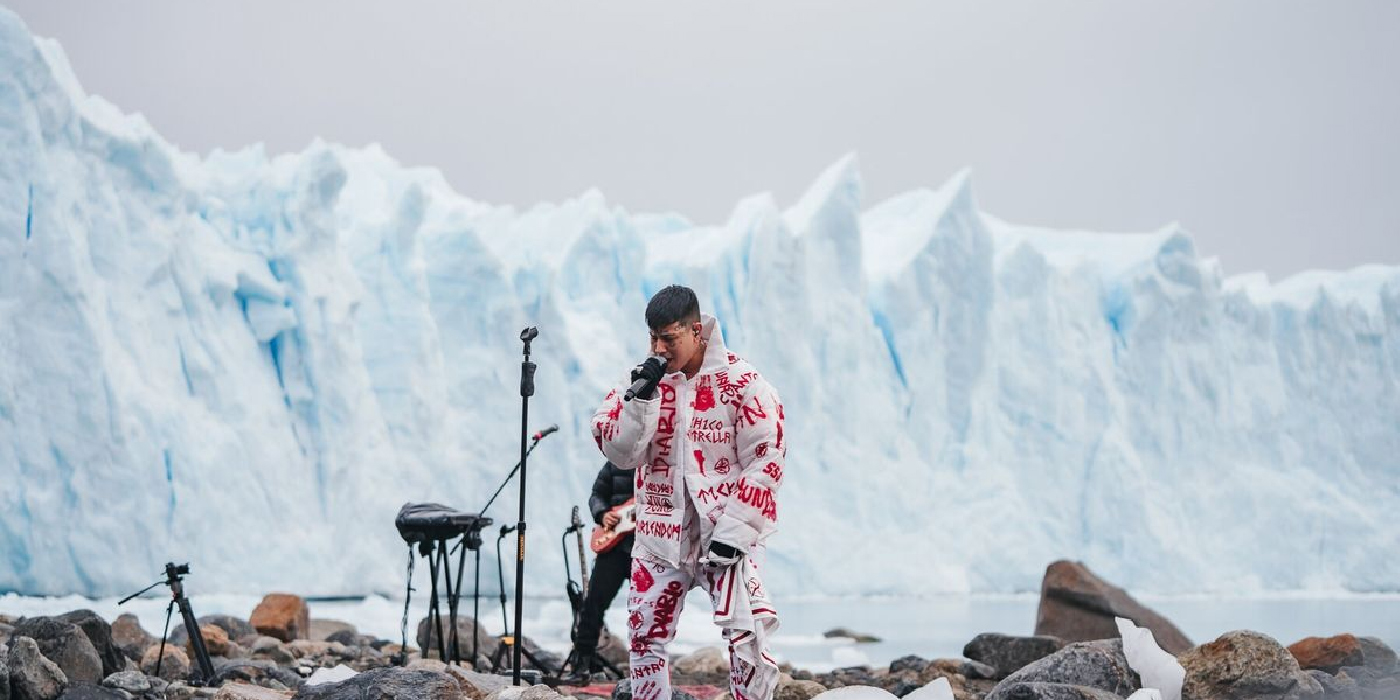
xmin=589 ymin=498 xmax=636 ymax=554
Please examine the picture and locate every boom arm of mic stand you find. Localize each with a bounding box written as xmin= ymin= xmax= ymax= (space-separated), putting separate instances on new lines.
xmin=118 ymin=579 xmax=165 ymax=605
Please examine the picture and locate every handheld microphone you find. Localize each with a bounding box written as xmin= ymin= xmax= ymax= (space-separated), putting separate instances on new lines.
xmin=532 ymin=424 xmax=559 ymax=442
xmin=624 ymin=357 xmax=666 ymax=401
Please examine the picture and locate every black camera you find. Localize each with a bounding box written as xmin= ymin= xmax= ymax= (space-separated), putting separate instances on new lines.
xmin=165 ymin=562 xmax=190 ymax=578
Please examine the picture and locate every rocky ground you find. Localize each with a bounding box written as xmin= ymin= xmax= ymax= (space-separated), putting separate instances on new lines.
xmin=1 ymin=561 xmax=1395 ymax=700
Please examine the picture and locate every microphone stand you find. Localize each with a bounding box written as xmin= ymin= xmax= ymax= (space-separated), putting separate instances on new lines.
xmin=513 ymin=326 xmax=538 ymax=685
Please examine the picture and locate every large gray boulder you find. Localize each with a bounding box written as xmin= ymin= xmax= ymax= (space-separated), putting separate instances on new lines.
xmin=8 ymin=636 xmax=69 ymax=700
xmin=54 ymin=687 xmax=128 ymax=700
xmin=1355 ymin=636 xmax=1397 ymax=674
xmin=986 ymin=639 xmax=1139 ymax=700
xmin=11 ymin=618 xmax=103 ymax=684
xmin=986 ymin=683 xmax=1124 ymax=700
xmin=55 ymin=611 xmax=124 ymax=678
xmin=1 ymin=642 xmax=9 ymax=700
xmin=1178 ymin=630 xmax=1320 ymax=700
xmin=293 ymin=666 xmax=468 ymax=700
xmin=965 ymin=634 xmax=1065 ymax=680
xmin=416 ymin=616 xmax=499 ymax=664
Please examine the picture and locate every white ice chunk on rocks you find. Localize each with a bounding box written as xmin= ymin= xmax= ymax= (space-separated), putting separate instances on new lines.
xmin=1117 ymin=617 xmax=1183 ymax=700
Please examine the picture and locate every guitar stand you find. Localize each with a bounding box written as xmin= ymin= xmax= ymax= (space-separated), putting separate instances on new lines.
xmin=557 ymin=528 xmax=625 ymax=683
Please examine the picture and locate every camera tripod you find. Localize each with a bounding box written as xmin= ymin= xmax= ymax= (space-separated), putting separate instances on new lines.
xmin=119 ymin=562 xmax=218 ymax=686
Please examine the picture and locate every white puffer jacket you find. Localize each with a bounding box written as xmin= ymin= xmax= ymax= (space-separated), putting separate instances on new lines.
xmin=591 ymin=314 xmax=785 ymax=566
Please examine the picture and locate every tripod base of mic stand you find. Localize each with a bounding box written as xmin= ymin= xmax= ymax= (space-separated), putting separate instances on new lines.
xmin=489 ymin=635 xmax=556 ymax=685
xmin=555 ymin=649 xmax=625 ymax=686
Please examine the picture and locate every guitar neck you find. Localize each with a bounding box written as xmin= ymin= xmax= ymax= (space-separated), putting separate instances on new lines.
xmin=575 ymin=527 xmax=589 ymax=595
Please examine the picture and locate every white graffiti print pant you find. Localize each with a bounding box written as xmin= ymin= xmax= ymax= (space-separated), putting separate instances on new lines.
xmin=627 ymin=554 xmax=776 ymax=700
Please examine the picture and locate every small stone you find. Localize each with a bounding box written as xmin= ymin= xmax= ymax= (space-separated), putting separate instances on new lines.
xmin=823 ymin=628 xmax=882 ymax=644
xmin=675 ymin=646 xmax=729 ymax=675
xmin=776 ymin=679 xmax=828 ymax=700
xmin=101 ymin=670 xmax=152 ymax=694
xmin=139 ymin=643 xmax=190 ymax=682
xmin=210 ymin=684 xmax=292 ymax=700
xmin=889 ymin=656 xmax=931 ymax=675
xmin=960 ymin=659 xmax=997 ymax=680
xmin=308 ymin=620 xmax=356 ymax=643
xmin=964 ymin=634 xmax=1064 ymax=681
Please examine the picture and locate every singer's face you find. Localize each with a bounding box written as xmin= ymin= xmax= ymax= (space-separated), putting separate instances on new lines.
xmin=650 ymin=321 xmax=703 ymax=373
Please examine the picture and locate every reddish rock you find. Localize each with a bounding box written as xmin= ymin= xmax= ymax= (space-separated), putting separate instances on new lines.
xmin=249 ymin=594 xmax=310 ymax=642
xmin=1287 ymin=633 xmax=1364 ymax=673
xmin=188 ymin=623 xmax=231 ymax=657
xmin=1033 ymin=560 xmax=1192 ymax=654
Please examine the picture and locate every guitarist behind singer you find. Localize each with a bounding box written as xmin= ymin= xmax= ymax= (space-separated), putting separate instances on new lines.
xmin=567 ymin=459 xmax=634 ymax=675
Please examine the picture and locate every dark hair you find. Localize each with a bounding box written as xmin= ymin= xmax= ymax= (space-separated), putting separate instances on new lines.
xmin=645 ymin=285 xmax=701 ymax=330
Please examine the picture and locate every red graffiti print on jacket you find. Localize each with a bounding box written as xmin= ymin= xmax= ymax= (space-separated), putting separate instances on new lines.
xmin=762 ymin=461 xmax=783 ymax=482
xmin=629 ymin=610 xmax=645 ymax=630
xmin=755 ymin=442 xmax=769 ymax=458
xmin=736 ymin=478 xmax=778 ymax=522
xmin=714 ymin=456 xmax=731 ymax=476
xmin=716 ymin=370 xmax=757 ymax=407
xmin=740 ymin=395 xmax=767 ymax=427
xmin=694 ymin=383 xmax=716 ymax=412
xmin=632 ymin=565 xmax=655 ymax=593
xmin=648 ymin=383 xmax=678 ymax=481
xmin=694 ymin=449 xmax=706 ymax=475
xmin=636 ymin=520 xmax=683 ymax=538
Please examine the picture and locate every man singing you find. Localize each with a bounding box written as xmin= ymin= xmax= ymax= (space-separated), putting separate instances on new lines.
xmin=591 ymin=285 xmax=785 ymax=700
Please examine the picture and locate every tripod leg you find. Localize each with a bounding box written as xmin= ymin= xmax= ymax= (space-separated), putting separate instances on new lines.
xmin=155 ymin=600 xmax=176 ymax=680
xmin=439 ymin=540 xmax=459 ymax=665
xmin=472 ymin=547 xmax=482 ymax=669
xmin=452 ymin=537 xmax=469 ymax=667
xmin=178 ymin=593 xmax=217 ymax=684
xmin=427 ymin=544 xmax=447 ymax=663
xmin=520 ymin=644 xmax=557 ymax=676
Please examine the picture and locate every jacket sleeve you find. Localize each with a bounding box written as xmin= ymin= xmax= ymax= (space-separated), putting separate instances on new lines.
xmin=711 ymin=375 xmax=784 ymax=553
xmin=590 ymin=382 xmax=659 ymax=471
xmin=588 ymin=464 xmax=612 ymax=525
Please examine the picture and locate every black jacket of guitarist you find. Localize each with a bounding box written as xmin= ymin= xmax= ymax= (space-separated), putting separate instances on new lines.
xmin=588 ymin=460 xmax=634 ymax=526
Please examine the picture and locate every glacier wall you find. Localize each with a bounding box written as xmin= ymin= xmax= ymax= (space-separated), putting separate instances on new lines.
xmin=1 ymin=8 xmax=1397 ymax=597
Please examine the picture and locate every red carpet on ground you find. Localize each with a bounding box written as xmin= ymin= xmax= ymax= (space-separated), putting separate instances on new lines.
xmin=568 ymin=683 xmax=726 ymax=700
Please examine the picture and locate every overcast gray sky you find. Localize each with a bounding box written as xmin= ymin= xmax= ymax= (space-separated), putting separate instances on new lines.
xmin=7 ymin=1 xmax=1398 ymax=279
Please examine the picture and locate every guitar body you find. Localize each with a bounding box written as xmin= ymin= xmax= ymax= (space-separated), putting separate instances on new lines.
xmin=589 ymin=499 xmax=637 ymax=554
